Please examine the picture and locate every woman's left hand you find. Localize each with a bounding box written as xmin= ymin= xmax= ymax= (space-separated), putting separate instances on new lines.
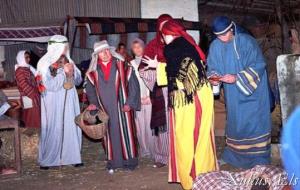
xmin=220 ymin=74 xmax=236 ymax=84
xmin=142 ymin=55 xmax=159 ymax=69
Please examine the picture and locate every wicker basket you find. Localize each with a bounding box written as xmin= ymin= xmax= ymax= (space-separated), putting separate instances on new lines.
xmin=75 ymin=108 xmax=109 ymax=140
xmin=76 ymin=76 xmax=110 ymax=139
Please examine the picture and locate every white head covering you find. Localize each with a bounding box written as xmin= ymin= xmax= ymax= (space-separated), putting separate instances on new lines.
xmin=15 ymin=50 xmax=29 ymax=68
xmin=87 ymin=40 xmax=124 ymax=73
xmin=37 ymin=35 xmax=74 ymax=77
xmin=15 ymin=50 xmax=37 ymax=76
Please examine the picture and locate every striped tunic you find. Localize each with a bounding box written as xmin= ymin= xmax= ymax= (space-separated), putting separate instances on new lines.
xmin=15 ymin=67 xmax=41 ymax=128
xmin=142 ymin=38 xmax=170 ymax=165
xmin=86 ymin=58 xmax=140 ymax=170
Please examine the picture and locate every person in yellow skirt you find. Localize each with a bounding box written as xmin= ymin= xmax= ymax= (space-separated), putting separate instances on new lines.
xmin=142 ymin=19 xmax=218 ymax=189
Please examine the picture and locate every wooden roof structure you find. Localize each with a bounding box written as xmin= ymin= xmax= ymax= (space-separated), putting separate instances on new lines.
xmin=199 ymin=0 xmax=300 ymax=23
xmin=199 ymin=0 xmax=300 ymax=14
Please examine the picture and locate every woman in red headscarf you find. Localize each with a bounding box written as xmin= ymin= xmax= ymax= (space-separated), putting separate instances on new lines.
xmin=143 ymin=20 xmax=218 ymax=189
xmin=139 ymin=14 xmax=173 ymax=168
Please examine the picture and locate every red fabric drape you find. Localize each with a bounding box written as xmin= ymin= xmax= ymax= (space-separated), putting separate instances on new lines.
xmin=143 ymin=14 xmax=173 ymax=63
xmin=161 ymin=19 xmax=206 ymax=62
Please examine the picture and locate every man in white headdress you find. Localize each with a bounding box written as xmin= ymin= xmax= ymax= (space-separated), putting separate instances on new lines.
xmin=37 ymin=35 xmax=82 ymax=169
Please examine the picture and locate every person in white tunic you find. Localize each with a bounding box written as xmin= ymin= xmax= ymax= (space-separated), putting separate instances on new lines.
xmin=130 ymin=38 xmax=154 ymax=158
xmin=37 ymin=35 xmax=82 ymax=168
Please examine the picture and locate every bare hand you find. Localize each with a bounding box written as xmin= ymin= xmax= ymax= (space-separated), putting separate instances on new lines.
xmin=208 ymin=74 xmax=221 ymax=86
xmin=209 ymin=80 xmax=220 ymax=86
xmin=122 ymin=104 xmax=131 ymax=112
xmin=139 ymin=69 xmax=145 ymax=78
xmin=64 ymin=63 xmax=74 ymax=76
xmin=141 ymin=55 xmax=159 ymax=69
xmin=87 ymin=104 xmax=97 ymax=111
xmin=220 ymin=74 xmax=236 ymax=84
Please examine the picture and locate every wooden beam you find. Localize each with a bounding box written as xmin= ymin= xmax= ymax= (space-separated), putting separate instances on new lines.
xmin=275 ymin=0 xmax=291 ymax=53
xmin=199 ymin=2 xmax=274 ymax=13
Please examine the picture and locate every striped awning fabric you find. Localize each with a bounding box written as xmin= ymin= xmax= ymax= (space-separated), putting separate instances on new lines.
xmin=75 ymin=17 xmax=202 ymax=35
xmin=0 ymin=26 xmax=62 ymax=39
xmin=0 ymin=21 xmax=66 ymax=45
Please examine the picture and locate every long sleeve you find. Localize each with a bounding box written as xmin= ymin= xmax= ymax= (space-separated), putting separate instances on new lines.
xmin=156 ymin=63 xmax=168 ymax=86
xmin=207 ymin=42 xmax=222 ymax=77
xmin=236 ymin=37 xmax=266 ymax=96
xmin=15 ymin=69 xmax=39 ymax=99
xmin=140 ymin=69 xmax=157 ymax=91
xmin=126 ymin=68 xmax=141 ymax=111
xmin=43 ymin=68 xmax=65 ymax=92
xmin=73 ymin=66 xmax=82 ymax=86
xmin=85 ymin=78 xmax=100 ymax=107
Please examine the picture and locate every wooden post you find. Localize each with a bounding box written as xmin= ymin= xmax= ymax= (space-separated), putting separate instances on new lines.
xmin=275 ymin=0 xmax=291 ymax=54
xmin=0 ymin=118 xmax=22 ymax=176
xmin=14 ymin=124 xmax=21 ymax=174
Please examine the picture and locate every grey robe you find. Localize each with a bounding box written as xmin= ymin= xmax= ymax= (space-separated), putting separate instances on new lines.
xmin=86 ymin=58 xmax=140 ymax=170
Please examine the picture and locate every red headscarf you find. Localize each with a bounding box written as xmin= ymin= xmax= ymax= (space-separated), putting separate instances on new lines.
xmin=161 ymin=19 xmax=206 ymax=62
xmin=156 ymin=14 xmax=173 ymax=44
xmin=143 ymin=14 xmax=173 ymax=62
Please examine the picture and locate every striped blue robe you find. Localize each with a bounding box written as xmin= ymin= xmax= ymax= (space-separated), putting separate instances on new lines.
xmin=207 ymin=33 xmax=271 ymax=168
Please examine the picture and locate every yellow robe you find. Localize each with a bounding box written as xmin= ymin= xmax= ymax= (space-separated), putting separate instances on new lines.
xmin=157 ymin=63 xmax=218 ymax=190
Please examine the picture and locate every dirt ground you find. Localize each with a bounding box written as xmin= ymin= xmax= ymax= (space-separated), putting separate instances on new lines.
xmin=0 ymin=137 xmax=281 ymax=190
xmin=0 ymin=136 xmax=183 ymax=190
xmin=0 ymin=106 xmax=282 ymax=190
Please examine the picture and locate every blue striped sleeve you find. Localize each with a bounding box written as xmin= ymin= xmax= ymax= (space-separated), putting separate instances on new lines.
xmin=236 ymin=67 xmax=260 ymax=96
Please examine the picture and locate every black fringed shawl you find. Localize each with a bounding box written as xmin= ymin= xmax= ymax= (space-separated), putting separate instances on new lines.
xmin=164 ymin=37 xmax=207 ymax=107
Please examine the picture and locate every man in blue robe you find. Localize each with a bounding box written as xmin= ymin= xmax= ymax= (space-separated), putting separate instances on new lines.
xmin=207 ymin=16 xmax=271 ymax=169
